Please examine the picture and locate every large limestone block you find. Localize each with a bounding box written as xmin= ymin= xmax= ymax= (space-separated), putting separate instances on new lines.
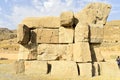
xmin=37 ymin=44 xmax=73 ymax=61
xmin=17 ymin=24 xmax=30 ymax=45
xmin=31 ymin=29 xmax=59 ymax=43
xmin=60 ymin=11 xmax=74 ymax=27
xmin=97 ymin=61 xmax=120 ymax=76
xmin=77 ymin=63 xmax=92 ymax=77
xmin=25 ymin=61 xmax=47 ymax=75
xmin=89 ymin=24 xmax=104 ymax=43
xmin=75 ymin=23 xmax=89 ymax=42
xmin=21 ymin=17 xmax=60 ymax=29
xmin=48 ymin=61 xmax=78 ymax=77
xmin=59 ymin=26 xmax=74 ymax=43
xmin=75 ymin=3 xmax=111 ymax=25
xmin=73 ymin=42 xmax=92 ymax=62
xmin=18 ymin=44 xmax=37 ymax=60
xmin=90 ymin=44 xmax=104 ymax=62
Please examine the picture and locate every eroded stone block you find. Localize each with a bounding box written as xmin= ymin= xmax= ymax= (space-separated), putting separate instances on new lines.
xmin=37 ymin=44 xmax=73 ymax=61
xmin=17 ymin=24 xmax=30 ymax=45
xmin=59 ymin=26 xmax=74 ymax=43
xmin=73 ymin=42 xmax=92 ymax=62
xmin=25 ymin=61 xmax=47 ymax=75
xmin=60 ymin=11 xmax=74 ymax=27
xmin=77 ymin=63 xmax=92 ymax=77
xmin=48 ymin=61 xmax=78 ymax=77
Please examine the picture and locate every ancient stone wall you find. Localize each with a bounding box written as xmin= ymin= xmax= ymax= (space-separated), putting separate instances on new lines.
xmin=16 ymin=3 xmax=119 ymax=77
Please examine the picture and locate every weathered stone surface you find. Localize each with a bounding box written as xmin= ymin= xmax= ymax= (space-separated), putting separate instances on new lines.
xmin=18 ymin=44 xmax=37 ymax=60
xmin=25 ymin=61 xmax=47 ymax=75
xmin=89 ymin=24 xmax=104 ymax=43
xmin=15 ymin=60 xmax=25 ymax=74
xmin=31 ymin=28 xmax=59 ymax=44
xmin=37 ymin=44 xmax=73 ymax=61
xmin=97 ymin=61 xmax=120 ymax=76
xmin=73 ymin=42 xmax=92 ymax=62
xmin=75 ymin=23 xmax=89 ymax=42
xmin=60 ymin=11 xmax=74 ymax=27
xmin=75 ymin=3 xmax=111 ymax=25
xmin=48 ymin=61 xmax=78 ymax=76
xmin=59 ymin=26 xmax=74 ymax=43
xmin=90 ymin=44 xmax=104 ymax=62
xmin=77 ymin=63 xmax=92 ymax=77
xmin=21 ymin=17 xmax=60 ymax=29
xmin=17 ymin=24 xmax=30 ymax=45
xmin=93 ymin=62 xmax=100 ymax=76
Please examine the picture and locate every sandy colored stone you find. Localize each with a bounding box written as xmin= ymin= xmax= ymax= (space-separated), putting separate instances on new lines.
xmin=75 ymin=3 xmax=111 ymax=25
xmin=48 ymin=61 xmax=78 ymax=77
xmin=60 ymin=11 xmax=74 ymax=27
xmin=17 ymin=24 xmax=30 ymax=45
xmin=25 ymin=61 xmax=47 ymax=75
xmin=75 ymin=23 xmax=89 ymax=42
xmin=98 ymin=61 xmax=120 ymax=76
xmin=77 ymin=63 xmax=92 ymax=77
xmin=89 ymin=24 xmax=104 ymax=43
xmin=21 ymin=17 xmax=60 ymax=29
xmin=37 ymin=44 xmax=73 ymax=61
xmin=18 ymin=44 xmax=37 ymax=60
xmin=90 ymin=44 xmax=104 ymax=62
xmin=31 ymin=28 xmax=59 ymax=44
xmin=93 ymin=62 xmax=100 ymax=76
xmin=73 ymin=42 xmax=92 ymax=62
xmin=59 ymin=26 xmax=74 ymax=43
xmin=15 ymin=60 xmax=25 ymax=74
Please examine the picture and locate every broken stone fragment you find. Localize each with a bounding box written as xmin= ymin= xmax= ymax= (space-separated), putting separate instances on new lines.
xmin=75 ymin=3 xmax=111 ymax=25
xmin=60 ymin=11 xmax=74 ymax=27
xmin=17 ymin=24 xmax=30 ymax=45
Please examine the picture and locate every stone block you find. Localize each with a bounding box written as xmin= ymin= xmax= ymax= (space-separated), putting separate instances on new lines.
xmin=17 ymin=24 xmax=30 ymax=45
xmin=15 ymin=60 xmax=25 ymax=74
xmin=90 ymin=44 xmax=104 ymax=62
xmin=99 ymin=61 xmax=120 ymax=76
xmin=60 ymin=11 xmax=74 ymax=27
xmin=25 ymin=61 xmax=47 ymax=75
xmin=89 ymin=24 xmax=104 ymax=43
xmin=37 ymin=44 xmax=73 ymax=61
xmin=59 ymin=26 xmax=74 ymax=43
xmin=77 ymin=63 xmax=92 ymax=77
xmin=75 ymin=23 xmax=89 ymax=42
xmin=73 ymin=42 xmax=92 ymax=62
xmin=21 ymin=17 xmax=60 ymax=29
xmin=48 ymin=61 xmax=78 ymax=77
xmin=31 ymin=28 xmax=59 ymax=44
xmin=75 ymin=3 xmax=111 ymax=25
xmin=18 ymin=44 xmax=37 ymax=60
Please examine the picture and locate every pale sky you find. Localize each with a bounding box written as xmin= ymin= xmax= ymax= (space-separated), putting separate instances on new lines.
xmin=0 ymin=0 xmax=120 ymax=30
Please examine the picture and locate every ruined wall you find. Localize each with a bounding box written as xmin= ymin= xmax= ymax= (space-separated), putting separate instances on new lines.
xmin=16 ymin=3 xmax=119 ymax=77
